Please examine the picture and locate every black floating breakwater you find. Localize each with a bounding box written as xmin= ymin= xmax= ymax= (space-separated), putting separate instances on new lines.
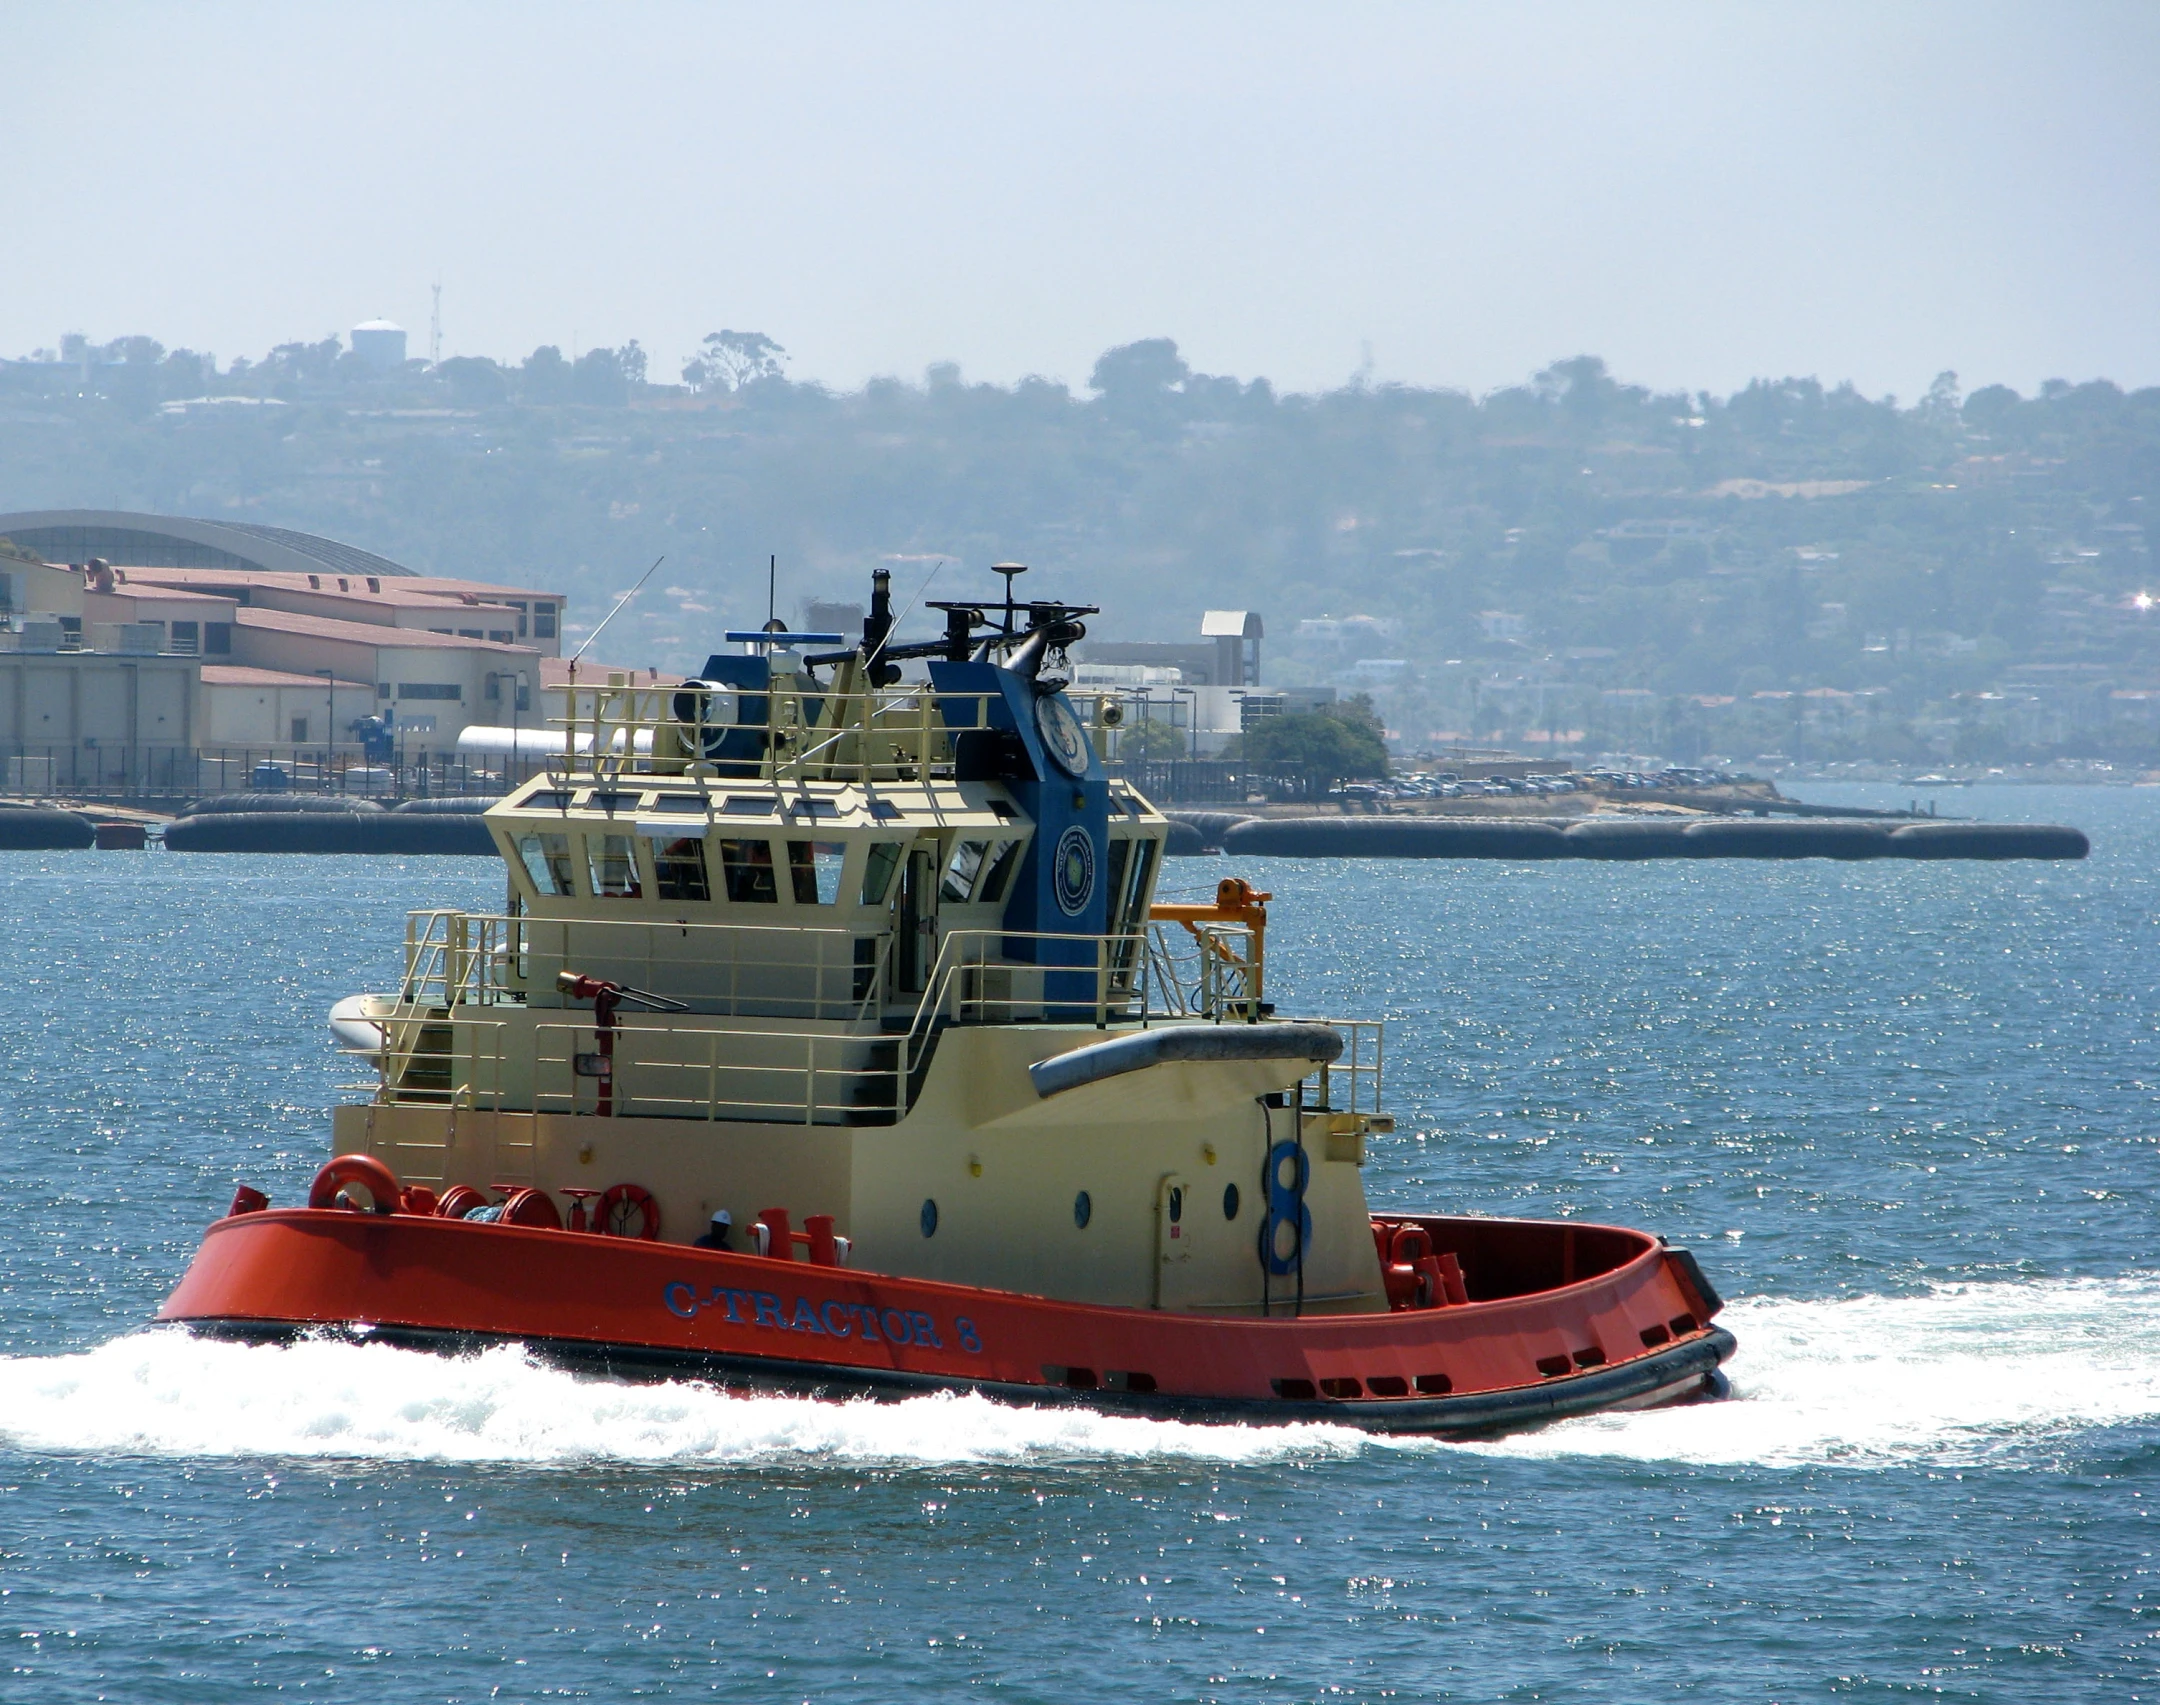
xmin=164 ymin=810 xmax=496 ymax=855
xmin=0 ymin=805 xmax=96 ymax=850
xmin=1204 ymin=814 xmax=2089 ymax=862
xmin=176 ymin=792 xmax=388 ymax=816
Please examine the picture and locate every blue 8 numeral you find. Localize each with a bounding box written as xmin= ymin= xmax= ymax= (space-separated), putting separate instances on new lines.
xmin=955 ymin=1317 xmax=982 ymax=1354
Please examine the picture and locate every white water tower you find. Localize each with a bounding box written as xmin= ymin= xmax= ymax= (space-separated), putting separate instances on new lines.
xmin=349 ymin=319 xmax=407 ymax=371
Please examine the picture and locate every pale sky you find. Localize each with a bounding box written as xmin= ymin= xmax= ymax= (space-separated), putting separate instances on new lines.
xmin=7 ymin=1 xmax=2157 ymax=401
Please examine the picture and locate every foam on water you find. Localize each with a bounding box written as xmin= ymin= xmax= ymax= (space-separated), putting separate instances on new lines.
xmin=1471 ymin=1273 xmax=2160 ymax=1469
xmin=0 ymin=1329 xmax=1370 ymax=1467
xmin=2 ymin=1276 xmax=2153 ymax=1471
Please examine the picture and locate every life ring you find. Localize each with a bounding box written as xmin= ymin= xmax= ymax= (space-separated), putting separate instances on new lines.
xmin=595 ymin=1183 xmax=661 ymax=1240
xmin=308 ymin=1154 xmax=402 ymax=1215
xmin=437 ymin=1184 xmax=491 ymax=1220
xmin=498 ymin=1187 xmax=563 ymax=1230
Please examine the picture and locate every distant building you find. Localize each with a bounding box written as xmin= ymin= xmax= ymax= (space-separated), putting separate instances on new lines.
xmin=350 ymin=320 xmax=407 ymax=370
xmin=201 ymin=666 xmax=375 ymax=747
xmin=1200 ymin=610 xmax=1262 ymax=686
xmin=0 ymin=509 xmax=416 ymax=581
xmin=0 ymin=516 xmax=573 ymax=760
xmin=1081 ymin=607 xmax=1264 ymax=690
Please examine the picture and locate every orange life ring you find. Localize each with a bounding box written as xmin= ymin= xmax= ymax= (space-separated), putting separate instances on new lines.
xmin=308 ymin=1154 xmax=402 ymax=1215
xmin=498 ymin=1187 xmax=563 ymax=1230
xmin=437 ymin=1184 xmax=491 ymax=1220
xmin=595 ymin=1183 xmax=661 ymax=1240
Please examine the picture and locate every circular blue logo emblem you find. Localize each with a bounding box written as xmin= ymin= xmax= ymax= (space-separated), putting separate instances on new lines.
xmin=1052 ymin=824 xmax=1096 ymax=916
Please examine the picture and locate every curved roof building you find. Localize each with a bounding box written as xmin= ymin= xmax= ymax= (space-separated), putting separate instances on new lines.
xmin=0 ymin=510 xmax=416 ymax=580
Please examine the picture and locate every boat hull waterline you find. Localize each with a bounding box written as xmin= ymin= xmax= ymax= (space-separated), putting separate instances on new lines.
xmin=160 ymin=1206 xmax=1734 ymax=1436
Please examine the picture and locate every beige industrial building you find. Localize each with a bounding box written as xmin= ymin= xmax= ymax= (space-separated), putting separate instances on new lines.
xmin=0 ymin=514 xmax=572 ymax=782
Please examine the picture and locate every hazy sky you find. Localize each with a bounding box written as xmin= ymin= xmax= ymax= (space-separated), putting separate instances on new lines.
xmin=8 ymin=2 xmax=2157 ymax=401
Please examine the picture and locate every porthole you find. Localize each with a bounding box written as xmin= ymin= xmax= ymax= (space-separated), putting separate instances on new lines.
xmin=920 ymin=1198 xmax=938 ymax=1238
xmin=1073 ymin=1190 xmax=1092 ymax=1230
xmin=1222 ymin=1182 xmax=1241 ymax=1222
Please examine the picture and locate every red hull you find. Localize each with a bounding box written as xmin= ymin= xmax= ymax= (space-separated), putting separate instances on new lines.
xmin=159 ymin=1208 xmax=1731 ymax=1435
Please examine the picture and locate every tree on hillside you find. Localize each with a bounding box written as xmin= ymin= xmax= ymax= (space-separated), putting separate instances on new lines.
xmin=1089 ymin=338 xmax=1189 ymax=400
xmin=1116 ymin=717 xmax=1191 ymax=762
xmin=684 ymin=330 xmax=786 ymax=393
xmin=438 ymin=356 xmax=508 ymax=407
xmin=1236 ymin=698 xmax=1389 ymax=784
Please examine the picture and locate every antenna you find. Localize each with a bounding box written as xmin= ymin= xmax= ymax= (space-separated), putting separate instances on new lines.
xmin=429 ymin=282 xmax=442 ymax=367
xmin=993 ymin=562 xmax=1027 ymax=633
xmin=767 ymin=554 xmax=777 ymax=631
xmin=572 ymin=555 xmax=665 ymax=665
xmin=871 ymin=560 xmax=943 ymax=667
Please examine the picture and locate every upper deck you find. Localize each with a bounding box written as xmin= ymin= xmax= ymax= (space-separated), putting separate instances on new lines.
xmin=437 ymin=572 xmax=1175 ymax=1028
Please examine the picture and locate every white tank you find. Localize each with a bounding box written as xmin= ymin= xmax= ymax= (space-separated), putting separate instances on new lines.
xmin=349 ymin=319 xmax=407 ymax=371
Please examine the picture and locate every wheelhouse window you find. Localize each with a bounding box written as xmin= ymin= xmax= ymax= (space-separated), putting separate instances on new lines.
xmin=647 ymin=834 xmax=710 ymax=902
xmin=789 ymin=841 xmax=847 ymax=905
xmin=860 ymin=840 xmax=904 ymax=906
xmin=717 ymin=838 xmax=778 ymax=903
xmin=978 ymin=838 xmax=1024 ymax=904
xmin=518 ymin=832 xmax=576 ymax=897
xmin=941 ymin=839 xmax=991 ymax=903
xmin=587 ymin=834 xmax=643 ymax=898
xmin=1123 ymin=837 xmax=1160 ymax=927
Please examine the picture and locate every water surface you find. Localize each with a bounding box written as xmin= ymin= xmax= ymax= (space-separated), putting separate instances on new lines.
xmin=2 ymin=785 xmax=2153 ymax=1700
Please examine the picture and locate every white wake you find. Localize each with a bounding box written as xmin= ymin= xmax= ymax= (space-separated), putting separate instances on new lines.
xmin=1470 ymin=1273 xmax=2160 ymax=1469
xmin=0 ymin=1329 xmax=1367 ymax=1467
xmin=0 ymin=1276 xmax=2152 ymax=1470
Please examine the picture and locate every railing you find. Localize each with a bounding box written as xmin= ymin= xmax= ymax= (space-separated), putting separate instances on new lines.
xmin=398 ymin=908 xmax=892 ymax=1024
xmin=375 ymin=892 xmax=1370 ymax=1124
xmin=555 ymin=682 xmax=1015 ymax=786
xmin=376 ymin=910 xmax=1152 ymax=1123
xmin=1146 ymin=919 xmax=1262 ymax=1020
xmin=901 ymin=926 xmax=1148 ymax=1038
xmin=529 ymin=1020 xmax=899 ymax=1124
xmin=1305 ymin=1018 xmax=1384 ymax=1114
xmin=0 ymin=743 xmax=551 ymax=803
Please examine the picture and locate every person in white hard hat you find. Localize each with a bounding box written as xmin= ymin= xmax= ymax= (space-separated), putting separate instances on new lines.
xmin=693 ymin=1209 xmax=733 ymax=1250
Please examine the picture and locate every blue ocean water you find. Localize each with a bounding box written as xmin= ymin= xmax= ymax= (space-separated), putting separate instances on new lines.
xmin=2 ymin=784 xmax=2155 ymax=1702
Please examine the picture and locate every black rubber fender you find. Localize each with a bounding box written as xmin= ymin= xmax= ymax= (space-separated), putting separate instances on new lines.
xmin=178 ymin=792 xmax=386 ymax=816
xmin=1681 ymin=817 xmax=1892 ymax=859
xmin=1163 ymin=810 xmax=1256 ymax=849
xmin=164 ymin=811 xmax=497 ymax=855
xmin=1162 ymin=819 xmax=1210 ymax=856
xmin=1561 ymin=817 xmax=1698 ymax=860
xmin=0 ymin=805 xmax=96 ymax=850
xmin=391 ymin=795 xmax=503 ymax=814
xmin=1887 ymin=821 xmax=2089 ymax=860
xmin=1222 ymin=816 xmax=1572 ymax=859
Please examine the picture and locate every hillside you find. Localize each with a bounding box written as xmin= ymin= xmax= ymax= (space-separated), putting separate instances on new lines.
xmin=4 ymin=337 xmax=2155 ymax=761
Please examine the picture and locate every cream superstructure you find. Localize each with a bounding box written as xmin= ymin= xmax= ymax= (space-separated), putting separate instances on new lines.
xmin=335 ymin=574 xmax=1392 ymax=1315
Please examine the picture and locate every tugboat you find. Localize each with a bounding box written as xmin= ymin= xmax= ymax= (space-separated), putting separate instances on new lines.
xmin=162 ymin=568 xmax=1734 ymax=1434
